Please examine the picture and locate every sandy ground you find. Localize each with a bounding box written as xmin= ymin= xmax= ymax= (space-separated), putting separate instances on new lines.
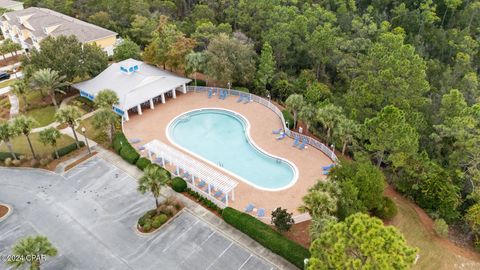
xmin=123 ymin=91 xmax=333 ymax=219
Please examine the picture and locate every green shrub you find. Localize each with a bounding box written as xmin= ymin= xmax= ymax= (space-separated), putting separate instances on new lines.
xmin=0 ymin=152 xmax=20 ymax=161
xmin=433 ymin=218 xmax=449 ymax=238
xmin=55 ymin=141 xmax=85 ymax=158
xmin=282 ymin=110 xmax=294 ymax=129
xmin=222 ymin=207 xmax=309 ymax=268
xmin=138 ymin=209 xmax=156 ymax=227
xmin=374 ymin=197 xmax=398 ymax=220
xmin=172 ymin=177 xmax=187 ymax=192
xmin=147 ymin=163 xmax=171 ymax=178
xmin=143 ymin=219 xmax=152 ymax=232
xmin=271 ymin=207 xmax=294 ymax=232
xmin=120 ymin=143 xmax=139 ymax=164
xmin=112 ymin=132 xmax=128 ymax=153
xmin=136 ymin=157 xmax=151 ymax=171
xmin=152 ymin=214 xmax=168 ymax=229
xmin=189 ymin=79 xmax=206 ymax=86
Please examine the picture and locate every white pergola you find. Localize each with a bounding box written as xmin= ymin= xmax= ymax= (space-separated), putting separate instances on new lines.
xmin=144 ymin=140 xmax=238 ymax=207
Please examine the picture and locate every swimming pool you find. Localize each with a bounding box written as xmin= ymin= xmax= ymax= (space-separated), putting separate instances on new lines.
xmin=167 ymin=108 xmax=297 ymax=191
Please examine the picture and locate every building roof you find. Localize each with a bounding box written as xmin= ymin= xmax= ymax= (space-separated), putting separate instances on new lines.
xmin=2 ymin=7 xmax=116 ymax=43
xmin=73 ymin=59 xmax=191 ymax=110
xmin=0 ymin=0 xmax=22 ymax=9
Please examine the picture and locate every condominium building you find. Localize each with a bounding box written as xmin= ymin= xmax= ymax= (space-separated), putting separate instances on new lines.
xmin=0 ymin=7 xmax=117 ymax=55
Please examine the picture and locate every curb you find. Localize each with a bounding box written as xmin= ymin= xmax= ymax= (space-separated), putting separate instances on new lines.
xmin=0 ymin=203 xmax=12 ymax=222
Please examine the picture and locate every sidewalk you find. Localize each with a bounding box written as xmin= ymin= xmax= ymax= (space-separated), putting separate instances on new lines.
xmin=8 ymin=94 xmax=18 ymax=118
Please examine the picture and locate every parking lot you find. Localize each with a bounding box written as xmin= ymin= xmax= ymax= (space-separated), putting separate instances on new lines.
xmin=0 ymin=158 xmax=278 ymax=269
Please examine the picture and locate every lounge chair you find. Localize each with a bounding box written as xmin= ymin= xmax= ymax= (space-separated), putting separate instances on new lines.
xmin=298 ymin=141 xmax=306 ymax=150
xmin=182 ymin=172 xmax=190 ymax=179
xmin=272 ymin=128 xmax=282 ymax=134
xmin=257 ymin=208 xmax=265 ymax=217
xmin=220 ymin=195 xmax=227 ymax=203
xmin=243 ymin=95 xmax=252 ymax=104
xmin=214 ymin=190 xmax=223 ymax=197
xmin=276 ymin=133 xmax=286 ymax=140
xmin=218 ymin=90 xmax=223 ymax=99
xmin=237 ymin=94 xmax=244 ymax=103
xmin=322 ymin=171 xmax=329 ymax=175
xmin=129 ymin=138 xmax=141 ymax=144
xmin=292 ymin=136 xmax=299 ymax=147
xmin=137 ymin=145 xmax=145 ymax=151
xmin=244 ymin=203 xmax=255 ymax=213
xmin=197 ymin=180 xmax=206 ymax=188
xmin=208 ymin=89 xmax=212 ymax=98
xmin=322 ymin=164 xmax=335 ymax=171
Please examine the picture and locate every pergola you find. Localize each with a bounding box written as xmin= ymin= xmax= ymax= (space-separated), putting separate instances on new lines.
xmin=144 ymin=140 xmax=238 ymax=207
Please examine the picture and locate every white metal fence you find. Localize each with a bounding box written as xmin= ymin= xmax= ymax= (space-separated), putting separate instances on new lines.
xmin=187 ymin=86 xmax=338 ymax=162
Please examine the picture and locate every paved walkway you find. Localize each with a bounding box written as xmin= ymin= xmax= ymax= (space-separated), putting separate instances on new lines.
xmin=8 ymin=94 xmax=18 ymax=118
xmin=0 ymin=157 xmax=291 ymax=269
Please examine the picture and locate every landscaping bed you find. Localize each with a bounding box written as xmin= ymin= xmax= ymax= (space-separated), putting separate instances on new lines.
xmin=137 ymin=197 xmax=184 ymax=233
xmin=0 ymin=204 xmax=9 ymax=219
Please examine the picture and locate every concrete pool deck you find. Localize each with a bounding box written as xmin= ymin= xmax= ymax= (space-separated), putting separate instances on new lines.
xmin=123 ymin=91 xmax=333 ymax=219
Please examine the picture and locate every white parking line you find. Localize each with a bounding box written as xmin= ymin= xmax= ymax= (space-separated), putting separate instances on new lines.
xmin=206 ymin=242 xmax=234 ymax=270
xmin=162 ymin=219 xmax=200 ymax=252
xmin=238 ymin=254 xmax=253 ymax=270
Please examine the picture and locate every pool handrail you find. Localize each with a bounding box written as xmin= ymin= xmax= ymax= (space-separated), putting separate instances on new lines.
xmin=187 ymin=86 xmax=338 ymax=163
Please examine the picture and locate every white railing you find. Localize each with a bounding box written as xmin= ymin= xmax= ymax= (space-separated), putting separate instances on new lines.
xmin=186 ymin=86 xmax=338 ymax=162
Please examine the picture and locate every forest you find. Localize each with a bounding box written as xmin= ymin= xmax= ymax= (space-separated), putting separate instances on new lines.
xmin=19 ymin=0 xmax=480 ymax=267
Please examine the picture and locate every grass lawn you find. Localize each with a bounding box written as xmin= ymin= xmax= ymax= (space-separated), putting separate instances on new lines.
xmin=76 ymin=116 xmax=110 ymax=147
xmin=385 ymin=187 xmax=480 ymax=270
xmin=25 ymin=106 xmax=56 ymax=128
xmin=0 ymin=132 xmax=74 ymax=158
xmin=0 ymin=78 xmax=16 ymax=89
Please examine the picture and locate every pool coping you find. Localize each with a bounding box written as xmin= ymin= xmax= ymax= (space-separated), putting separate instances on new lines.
xmin=165 ymin=107 xmax=299 ymax=192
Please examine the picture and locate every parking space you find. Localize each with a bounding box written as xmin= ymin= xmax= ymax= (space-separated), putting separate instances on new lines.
xmin=0 ymin=158 xmax=278 ymax=270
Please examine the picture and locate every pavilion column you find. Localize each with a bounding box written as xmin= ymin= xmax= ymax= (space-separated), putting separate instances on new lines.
xmin=172 ymin=89 xmax=176 ymax=99
xmin=161 ymin=93 xmax=166 ymax=104
xmin=225 ymin=193 xmax=229 ymax=206
xmin=149 ymin=99 xmax=154 ymax=109
xmin=123 ymin=111 xmax=129 ymax=121
xmin=137 ymin=104 xmax=142 ymax=115
xmin=231 ymin=189 xmax=235 ymax=201
xmin=182 ymin=84 xmax=187 ymax=94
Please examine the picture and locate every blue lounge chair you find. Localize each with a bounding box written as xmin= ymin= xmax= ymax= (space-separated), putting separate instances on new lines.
xmin=257 ymin=208 xmax=265 ymax=217
xmin=298 ymin=141 xmax=306 ymax=150
xmin=243 ymin=95 xmax=252 ymax=104
xmin=214 ymin=190 xmax=223 ymax=197
xmin=237 ymin=94 xmax=244 ymax=103
xmin=155 ymin=157 xmax=162 ymax=164
xmin=322 ymin=164 xmax=335 ymax=171
xmin=129 ymin=138 xmax=141 ymax=144
xmin=182 ymin=172 xmax=190 ymax=179
xmin=137 ymin=145 xmax=145 ymax=151
xmin=276 ymin=133 xmax=286 ymax=140
xmin=208 ymin=89 xmax=212 ymax=98
xmin=218 ymin=90 xmax=223 ymax=99
xmin=220 ymin=195 xmax=227 ymax=203
xmin=272 ymin=128 xmax=282 ymax=134
xmin=322 ymin=171 xmax=329 ymax=175
xmin=292 ymin=136 xmax=299 ymax=147
xmin=197 ymin=180 xmax=206 ymax=188
xmin=244 ymin=203 xmax=255 ymax=213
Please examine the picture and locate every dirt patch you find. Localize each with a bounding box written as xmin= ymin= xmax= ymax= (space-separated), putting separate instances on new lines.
xmin=282 ymin=220 xmax=311 ymax=248
xmin=385 ymin=185 xmax=480 ymax=265
xmin=0 ymin=54 xmax=21 ymax=67
xmin=0 ymin=204 xmax=9 ymax=219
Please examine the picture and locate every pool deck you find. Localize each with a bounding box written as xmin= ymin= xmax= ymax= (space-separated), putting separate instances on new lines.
xmin=123 ymin=91 xmax=333 ymax=221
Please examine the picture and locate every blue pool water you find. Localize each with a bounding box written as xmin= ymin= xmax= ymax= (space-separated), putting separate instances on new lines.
xmin=168 ymin=109 xmax=296 ymax=190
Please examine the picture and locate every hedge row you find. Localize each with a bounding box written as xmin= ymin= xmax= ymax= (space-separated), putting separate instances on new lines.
xmin=55 ymin=141 xmax=85 ymax=158
xmin=222 ymin=207 xmax=309 ymax=269
xmin=136 ymin=157 xmax=151 ymax=171
xmin=113 ymin=132 xmax=140 ymax=164
xmin=0 ymin=152 xmax=21 ymax=161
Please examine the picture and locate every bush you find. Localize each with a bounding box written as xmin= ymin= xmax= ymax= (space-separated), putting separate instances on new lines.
xmin=120 ymin=143 xmax=139 ymax=164
xmin=112 ymin=132 xmax=128 ymax=153
xmin=56 ymin=141 xmax=85 ymax=158
xmin=171 ymin=177 xmax=187 ymax=192
xmin=148 ymin=163 xmax=171 ymax=178
xmin=433 ymin=218 xmax=449 ymax=238
xmin=374 ymin=197 xmax=398 ymax=220
xmin=136 ymin=157 xmax=151 ymax=171
xmin=0 ymin=152 xmax=20 ymax=161
xmin=189 ymin=79 xmax=206 ymax=86
xmin=271 ymin=207 xmax=294 ymax=232
xmin=222 ymin=207 xmax=309 ymax=268
xmin=185 ymin=188 xmax=222 ymax=214
xmin=4 ymin=157 xmax=12 ymax=166
xmin=152 ymin=214 xmax=168 ymax=229
xmin=138 ymin=209 xmax=156 ymax=227
xmin=282 ymin=109 xmax=294 ymax=129
xmin=233 ymin=86 xmax=249 ymax=93
xmin=143 ymin=219 xmax=152 ymax=232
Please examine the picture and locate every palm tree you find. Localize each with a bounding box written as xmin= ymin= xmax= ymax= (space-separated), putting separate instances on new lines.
xmin=7 ymin=235 xmax=57 ymax=270
xmin=0 ymin=122 xmax=19 ymax=160
xmin=316 ymin=103 xmax=343 ymax=143
xmin=185 ymin=52 xmax=205 ymax=86
xmin=11 ymin=115 xmax=38 ymax=159
xmin=39 ymin=127 xmax=61 ymax=159
xmin=94 ymin=89 xmax=119 ymax=109
xmin=336 ymin=117 xmax=360 ymax=156
xmin=31 ymin=68 xmax=68 ymax=110
xmin=299 ymin=103 xmax=316 ymax=132
xmin=92 ymin=109 xmax=118 ymax=143
xmin=285 ymin=94 xmax=304 ymax=129
xmin=137 ymin=165 xmax=169 ymax=213
xmin=11 ymin=79 xmax=30 ymax=112
xmin=55 ymin=106 xmax=82 ymax=148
